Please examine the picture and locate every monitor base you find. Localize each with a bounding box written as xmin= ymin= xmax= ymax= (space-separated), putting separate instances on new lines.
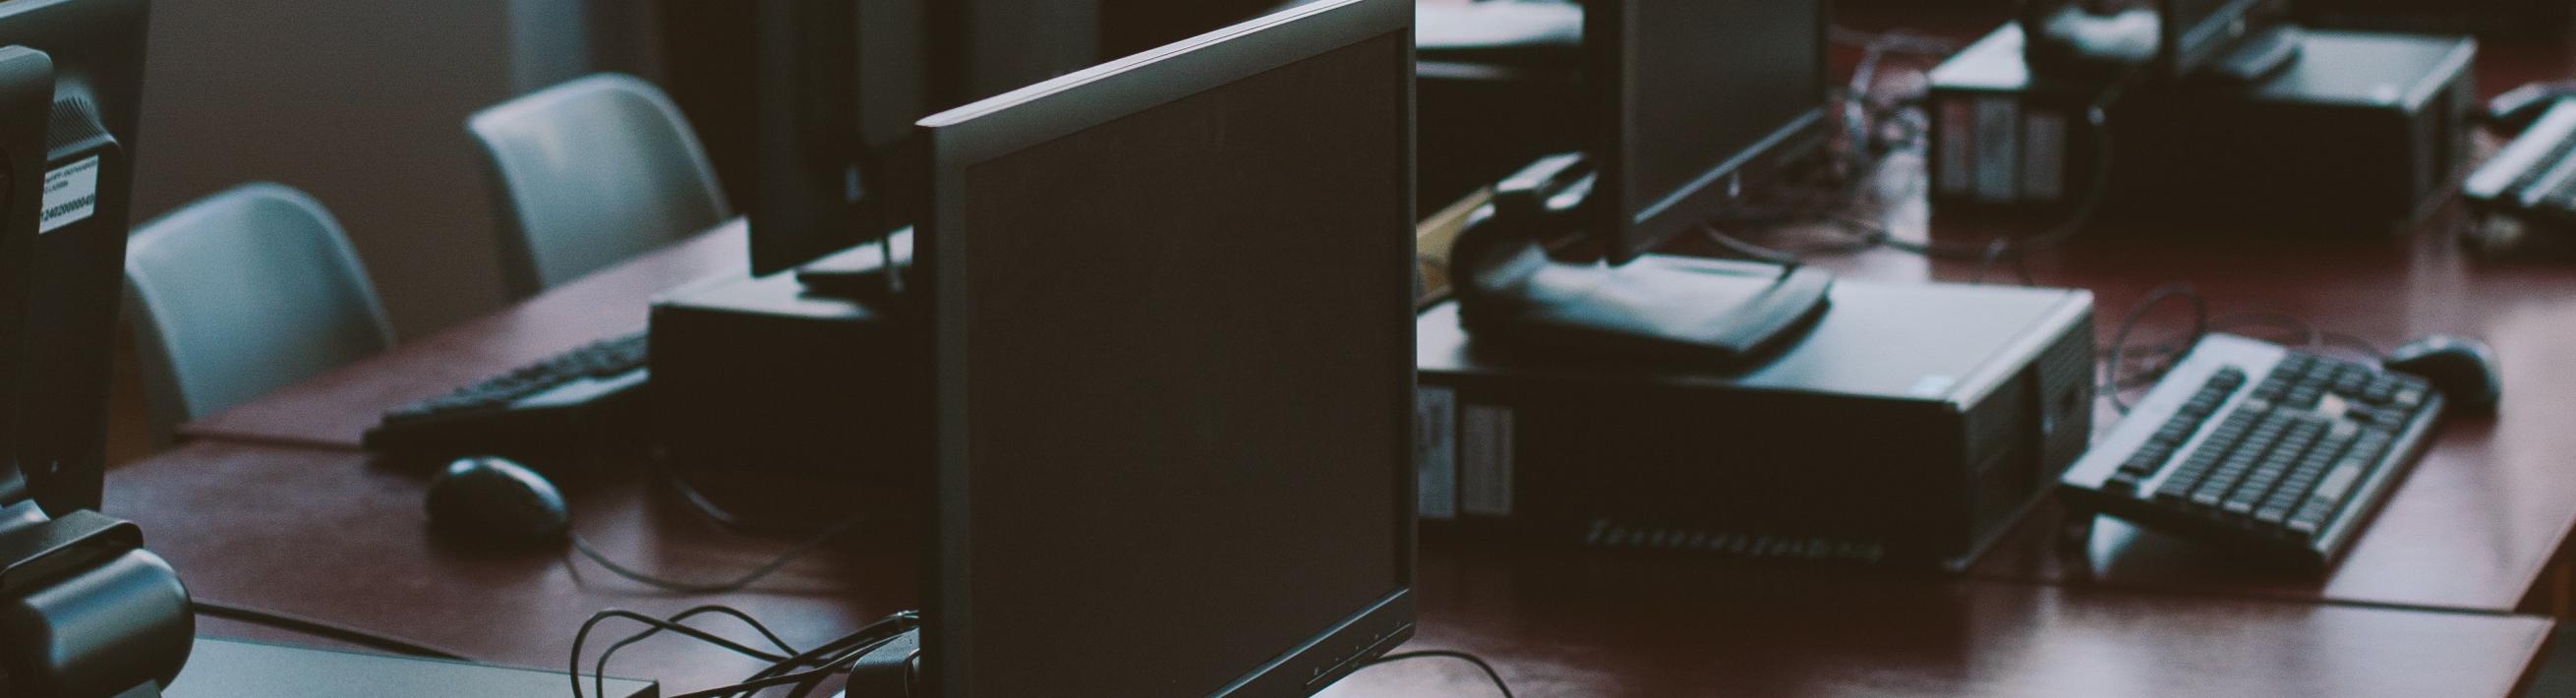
xmin=1448 ymin=154 xmax=1832 ymax=367
xmin=791 ymin=227 xmax=913 ymax=302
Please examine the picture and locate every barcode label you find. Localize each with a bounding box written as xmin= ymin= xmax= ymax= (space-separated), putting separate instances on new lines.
xmin=1459 ymin=404 xmax=1513 ymax=517
xmin=39 ymin=155 xmax=99 ymax=234
xmin=1972 ymin=97 xmax=2021 ymax=204
xmin=2020 ymin=109 xmax=2068 ymax=204
xmin=1415 ymin=385 xmax=1457 ymax=521
xmin=1936 ymin=97 xmax=1974 ymax=197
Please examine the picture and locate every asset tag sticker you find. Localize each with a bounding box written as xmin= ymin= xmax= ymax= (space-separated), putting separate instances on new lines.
xmin=39 ymin=155 xmax=99 ymax=234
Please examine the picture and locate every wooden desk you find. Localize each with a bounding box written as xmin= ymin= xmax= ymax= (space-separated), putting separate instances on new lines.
xmin=111 ymin=441 xmax=2552 ymax=697
xmin=136 ymin=20 xmax=2576 ymax=696
xmin=128 ymin=224 xmax=2569 ymax=693
xmin=1738 ymin=228 xmax=2576 ymax=616
xmin=175 ymin=221 xmax=750 ymax=449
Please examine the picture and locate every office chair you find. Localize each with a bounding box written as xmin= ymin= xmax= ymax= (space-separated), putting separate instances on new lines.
xmin=123 ymin=183 xmax=395 ymax=446
xmin=467 ymin=73 xmax=732 ymax=301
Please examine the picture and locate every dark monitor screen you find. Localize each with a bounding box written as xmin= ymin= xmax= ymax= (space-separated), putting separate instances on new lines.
xmin=920 ymin=0 xmax=1415 ymax=694
xmin=1594 ymin=0 xmax=1827 ymax=263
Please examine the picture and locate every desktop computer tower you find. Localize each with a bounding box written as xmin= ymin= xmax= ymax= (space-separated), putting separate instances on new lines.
xmin=648 ymin=265 xmax=926 ymax=523
xmin=1415 ymin=280 xmax=2095 ymax=571
xmin=1926 ymin=25 xmax=2477 ymax=235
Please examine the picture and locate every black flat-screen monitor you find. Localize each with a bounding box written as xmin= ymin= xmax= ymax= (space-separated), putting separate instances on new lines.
xmin=748 ymin=0 xmax=924 ymax=276
xmin=750 ymin=0 xmax=1105 ymax=277
xmin=918 ymin=0 xmax=1416 ymax=693
xmin=1588 ymin=0 xmax=1829 ymax=264
xmin=0 ymin=0 xmax=148 ymax=516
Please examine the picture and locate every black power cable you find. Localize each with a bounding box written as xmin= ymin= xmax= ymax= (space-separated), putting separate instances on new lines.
xmin=1356 ymin=650 xmax=1516 ymax=698
xmin=566 ymin=513 xmax=869 ymax=595
xmin=590 ymin=605 xmax=803 ymax=698
xmin=192 ymin=599 xmax=473 ymax=662
xmin=2102 ymin=283 xmax=2210 ymax=415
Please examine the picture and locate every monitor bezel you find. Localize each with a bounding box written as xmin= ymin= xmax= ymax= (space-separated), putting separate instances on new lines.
xmin=1587 ymin=0 xmax=1833 ymax=265
xmin=916 ymin=0 xmax=1419 ymax=694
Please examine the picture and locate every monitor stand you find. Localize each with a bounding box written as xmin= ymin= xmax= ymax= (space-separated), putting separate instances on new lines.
xmin=792 ymin=227 xmax=913 ymax=301
xmin=1449 ymin=156 xmax=1832 ymax=366
xmin=2200 ymin=24 xmax=2303 ymax=85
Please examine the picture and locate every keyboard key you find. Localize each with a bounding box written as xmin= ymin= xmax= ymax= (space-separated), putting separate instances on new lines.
xmin=2303 ymin=460 xmax=2369 ymax=513
xmin=2120 ymin=451 xmax=2166 ymax=476
xmin=2209 ymin=368 xmax=2247 ymax=389
xmin=2154 ymin=477 xmax=2198 ymax=503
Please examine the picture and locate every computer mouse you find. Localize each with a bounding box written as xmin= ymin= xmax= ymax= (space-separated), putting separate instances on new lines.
xmin=2383 ymin=335 xmax=2502 ymax=412
xmin=425 ymin=456 xmax=570 ymax=546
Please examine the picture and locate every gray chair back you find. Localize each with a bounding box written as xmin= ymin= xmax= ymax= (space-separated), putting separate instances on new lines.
xmin=467 ymin=73 xmax=730 ymax=300
xmin=124 ymin=183 xmax=393 ymax=445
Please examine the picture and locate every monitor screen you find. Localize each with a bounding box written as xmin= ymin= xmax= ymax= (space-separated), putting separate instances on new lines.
xmin=921 ymin=0 xmax=1415 ymax=694
xmin=1598 ymin=0 xmax=1827 ymax=262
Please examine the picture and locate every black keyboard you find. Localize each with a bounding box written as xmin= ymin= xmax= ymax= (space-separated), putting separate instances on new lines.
xmin=2060 ymin=334 xmax=2446 ymax=569
xmin=2466 ymin=98 xmax=2576 ymax=231
xmin=362 ymin=330 xmax=653 ymax=456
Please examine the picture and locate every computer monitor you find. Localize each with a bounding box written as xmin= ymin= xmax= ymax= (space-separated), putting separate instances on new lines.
xmin=1586 ymin=0 xmax=1829 ymax=264
xmin=747 ymin=0 xmax=918 ymax=276
xmin=928 ymin=0 xmax=1101 ymax=110
xmin=750 ymin=0 xmax=1099 ymax=278
xmin=0 ymin=0 xmax=149 ymax=517
xmin=917 ymin=0 xmax=1415 ymax=693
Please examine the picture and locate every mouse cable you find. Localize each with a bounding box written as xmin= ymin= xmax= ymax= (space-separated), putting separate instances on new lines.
xmin=587 ymin=605 xmax=803 ymax=698
xmin=1355 ymin=650 xmax=1516 ymax=698
xmin=566 ymin=512 xmax=870 ymax=595
xmin=2102 ymin=283 xmax=2209 ymax=415
xmin=2098 ymin=285 xmax=2388 ymax=415
xmin=663 ymin=466 xmax=827 ymax=537
xmin=191 ymin=599 xmax=473 ymax=662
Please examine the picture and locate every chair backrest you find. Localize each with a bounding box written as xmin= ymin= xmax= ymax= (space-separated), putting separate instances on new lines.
xmin=467 ymin=73 xmax=731 ymax=300
xmin=123 ymin=183 xmax=394 ymax=445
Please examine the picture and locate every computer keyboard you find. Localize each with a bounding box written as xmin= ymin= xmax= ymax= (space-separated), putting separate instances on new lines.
xmin=2466 ymin=98 xmax=2576 ymax=231
xmin=362 ymin=330 xmax=652 ymax=456
xmin=2060 ymin=333 xmax=2446 ymax=569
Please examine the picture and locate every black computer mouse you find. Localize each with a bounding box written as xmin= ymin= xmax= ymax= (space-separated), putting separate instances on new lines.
xmin=425 ymin=456 xmax=571 ymax=547
xmin=2383 ymin=335 xmax=2502 ymax=413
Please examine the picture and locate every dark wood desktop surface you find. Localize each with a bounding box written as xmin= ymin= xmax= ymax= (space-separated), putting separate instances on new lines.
xmin=179 ymin=109 xmax=2576 ymax=616
xmin=1670 ymin=26 xmax=2576 ymax=616
xmin=141 ymin=14 xmax=2576 ymax=695
xmin=114 ymin=441 xmax=2551 ymax=697
xmin=1897 ymin=230 xmax=2576 ymax=616
xmin=174 ymin=221 xmax=750 ymax=450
